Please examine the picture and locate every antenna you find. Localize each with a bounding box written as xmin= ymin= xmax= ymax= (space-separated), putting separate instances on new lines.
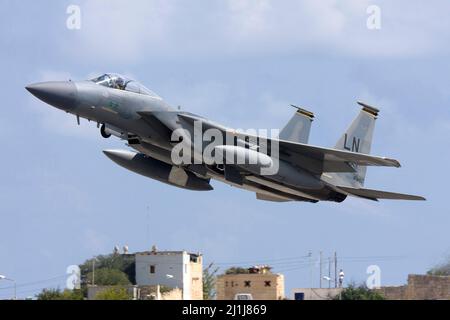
xmin=146 ymin=205 xmax=150 ymax=247
xmin=289 ymin=104 xmax=315 ymax=119
xmin=357 ymin=101 xmax=379 ymax=117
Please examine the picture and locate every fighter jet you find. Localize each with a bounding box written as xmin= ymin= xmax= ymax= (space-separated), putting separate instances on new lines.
xmin=26 ymin=73 xmax=425 ymax=203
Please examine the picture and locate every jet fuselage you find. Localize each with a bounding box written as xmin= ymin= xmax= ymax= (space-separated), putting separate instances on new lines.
xmin=26 ymin=74 xmax=425 ymax=203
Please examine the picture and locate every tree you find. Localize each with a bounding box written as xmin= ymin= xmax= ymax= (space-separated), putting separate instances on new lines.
xmin=36 ymin=288 xmax=84 ymax=300
xmin=427 ymin=256 xmax=450 ymax=276
xmin=79 ymin=253 xmax=135 ymax=285
xmin=335 ymin=283 xmax=385 ymax=300
xmin=94 ymin=287 xmax=131 ymax=300
xmin=203 ymin=263 xmax=219 ymax=300
xmin=85 ymin=268 xmax=131 ymax=286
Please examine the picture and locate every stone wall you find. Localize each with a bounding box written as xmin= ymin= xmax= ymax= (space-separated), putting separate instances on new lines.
xmin=377 ymin=274 xmax=450 ymax=300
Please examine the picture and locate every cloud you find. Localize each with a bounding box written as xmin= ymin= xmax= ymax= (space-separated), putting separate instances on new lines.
xmin=61 ymin=0 xmax=450 ymax=63
xmin=223 ymin=0 xmax=450 ymax=58
xmin=65 ymin=0 xmax=175 ymax=63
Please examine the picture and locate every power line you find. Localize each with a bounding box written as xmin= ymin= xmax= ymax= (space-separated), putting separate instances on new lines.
xmin=0 ymin=275 xmax=66 ymax=291
xmin=211 ymin=254 xmax=406 ymax=266
xmin=0 ymin=281 xmax=66 ymax=299
xmin=273 ymin=264 xmax=311 ymax=273
xmin=210 ymin=254 xmax=311 ymax=266
xmin=269 ymin=254 xmax=406 ymax=278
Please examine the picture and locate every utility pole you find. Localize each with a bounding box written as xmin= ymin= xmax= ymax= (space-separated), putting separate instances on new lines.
xmin=319 ymin=251 xmax=323 ymax=289
xmin=308 ymin=251 xmax=313 ymax=289
xmin=334 ymin=252 xmax=337 ymax=289
xmin=92 ymin=259 xmax=95 ymax=286
xmin=328 ymin=257 xmax=331 ymax=289
xmin=334 ymin=251 xmax=337 ymax=288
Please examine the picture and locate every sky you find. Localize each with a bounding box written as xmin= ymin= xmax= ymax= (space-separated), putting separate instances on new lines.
xmin=0 ymin=0 xmax=449 ymax=299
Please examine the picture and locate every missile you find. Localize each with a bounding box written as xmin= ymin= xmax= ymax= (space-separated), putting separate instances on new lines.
xmin=214 ymin=145 xmax=323 ymax=190
xmin=103 ymin=149 xmax=213 ymax=191
xmin=214 ymin=145 xmax=273 ymax=169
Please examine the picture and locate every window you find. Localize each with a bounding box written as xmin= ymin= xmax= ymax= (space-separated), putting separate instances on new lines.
xmin=264 ymin=281 xmax=271 ymax=287
xmin=91 ymin=73 xmax=161 ymax=98
xmin=244 ymin=281 xmax=251 ymax=287
xmin=150 ymin=265 xmax=155 ymax=274
xmin=124 ymin=81 xmax=141 ymax=94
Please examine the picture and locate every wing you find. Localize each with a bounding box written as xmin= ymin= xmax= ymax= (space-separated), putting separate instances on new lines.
xmin=137 ymin=111 xmax=174 ymax=141
xmin=335 ymin=186 xmax=426 ymax=201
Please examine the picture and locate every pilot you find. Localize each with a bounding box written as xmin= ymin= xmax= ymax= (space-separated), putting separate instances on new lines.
xmin=114 ymin=77 xmax=125 ymax=90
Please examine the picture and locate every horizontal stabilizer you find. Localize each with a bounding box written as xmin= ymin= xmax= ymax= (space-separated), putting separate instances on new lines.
xmin=237 ymin=132 xmax=401 ymax=172
xmin=337 ymin=186 xmax=426 ymax=201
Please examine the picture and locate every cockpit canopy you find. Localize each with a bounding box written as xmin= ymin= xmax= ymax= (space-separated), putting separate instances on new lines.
xmin=91 ymin=73 xmax=160 ymax=98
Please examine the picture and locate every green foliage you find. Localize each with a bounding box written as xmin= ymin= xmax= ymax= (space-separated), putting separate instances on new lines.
xmin=37 ymin=253 xmax=135 ymax=300
xmin=85 ymin=268 xmax=131 ymax=286
xmin=225 ymin=267 xmax=249 ymax=275
xmin=427 ymin=256 xmax=450 ymax=276
xmin=94 ymin=287 xmax=131 ymax=300
xmin=336 ymin=284 xmax=385 ymax=300
xmin=203 ymin=263 xmax=219 ymax=300
xmin=79 ymin=253 xmax=135 ymax=285
xmin=160 ymin=285 xmax=174 ymax=294
xmin=36 ymin=288 xmax=84 ymax=300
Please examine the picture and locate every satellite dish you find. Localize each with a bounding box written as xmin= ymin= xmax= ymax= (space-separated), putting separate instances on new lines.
xmin=123 ymin=245 xmax=129 ymax=254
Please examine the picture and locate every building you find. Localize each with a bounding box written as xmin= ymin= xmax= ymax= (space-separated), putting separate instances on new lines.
xmin=135 ymin=248 xmax=203 ymax=300
xmin=290 ymin=288 xmax=342 ymax=300
xmin=216 ymin=266 xmax=285 ymax=300
xmin=376 ymin=274 xmax=450 ymax=300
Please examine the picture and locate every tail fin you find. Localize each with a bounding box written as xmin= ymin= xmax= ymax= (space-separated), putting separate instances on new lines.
xmin=330 ymin=101 xmax=379 ymax=188
xmin=279 ymin=105 xmax=314 ymax=143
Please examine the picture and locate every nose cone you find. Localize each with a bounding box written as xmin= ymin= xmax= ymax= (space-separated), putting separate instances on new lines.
xmin=26 ymin=81 xmax=77 ymax=110
xmin=103 ymin=149 xmax=136 ymax=165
